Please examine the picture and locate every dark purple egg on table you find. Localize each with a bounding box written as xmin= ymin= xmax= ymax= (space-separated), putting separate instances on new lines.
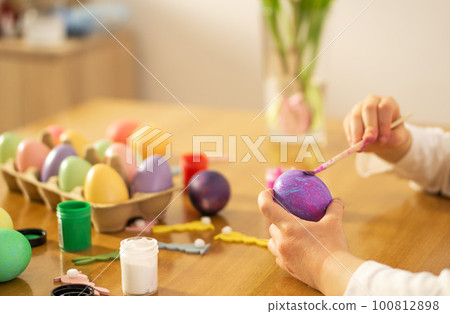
xmin=131 ymin=155 xmax=173 ymax=194
xmin=273 ymin=169 xmax=332 ymax=222
xmin=41 ymin=144 xmax=78 ymax=182
xmin=188 ymin=170 xmax=230 ymax=216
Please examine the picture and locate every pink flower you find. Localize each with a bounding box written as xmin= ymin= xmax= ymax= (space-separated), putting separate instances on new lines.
xmin=278 ymin=92 xmax=311 ymax=135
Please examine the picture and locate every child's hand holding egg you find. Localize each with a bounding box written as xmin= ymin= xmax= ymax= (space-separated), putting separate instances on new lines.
xmin=273 ymin=169 xmax=332 ymax=222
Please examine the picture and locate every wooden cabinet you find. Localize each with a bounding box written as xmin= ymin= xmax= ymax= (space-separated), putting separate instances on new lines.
xmin=0 ymin=32 xmax=137 ymax=132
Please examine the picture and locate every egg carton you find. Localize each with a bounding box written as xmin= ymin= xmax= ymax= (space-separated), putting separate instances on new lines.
xmin=0 ymin=159 xmax=181 ymax=233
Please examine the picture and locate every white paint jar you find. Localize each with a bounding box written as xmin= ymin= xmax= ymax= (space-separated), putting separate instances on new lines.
xmin=120 ymin=237 xmax=159 ymax=295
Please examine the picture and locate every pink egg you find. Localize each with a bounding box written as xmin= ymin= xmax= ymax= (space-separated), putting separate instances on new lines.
xmin=45 ymin=125 xmax=65 ymax=146
xmin=16 ymin=139 xmax=50 ymax=173
xmin=104 ymin=143 xmax=138 ymax=183
xmin=105 ymin=120 xmax=140 ymax=144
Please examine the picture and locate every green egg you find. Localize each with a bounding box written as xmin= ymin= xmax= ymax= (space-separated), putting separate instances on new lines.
xmin=0 ymin=132 xmax=23 ymax=164
xmin=93 ymin=139 xmax=112 ymax=162
xmin=0 ymin=229 xmax=32 ymax=282
xmin=58 ymin=156 xmax=92 ymax=192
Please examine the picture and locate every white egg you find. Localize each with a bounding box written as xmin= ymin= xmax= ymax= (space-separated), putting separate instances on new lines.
xmin=221 ymin=226 xmax=232 ymax=234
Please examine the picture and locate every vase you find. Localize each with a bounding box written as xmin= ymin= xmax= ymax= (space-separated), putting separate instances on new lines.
xmin=261 ymin=0 xmax=333 ymax=146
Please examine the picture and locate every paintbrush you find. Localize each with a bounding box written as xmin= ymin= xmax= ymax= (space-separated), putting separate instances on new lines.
xmin=304 ymin=113 xmax=413 ymax=176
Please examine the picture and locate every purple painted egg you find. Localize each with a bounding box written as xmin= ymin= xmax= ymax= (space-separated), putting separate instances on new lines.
xmin=188 ymin=170 xmax=230 ymax=216
xmin=273 ymin=169 xmax=332 ymax=222
xmin=131 ymin=155 xmax=173 ymax=194
xmin=41 ymin=144 xmax=78 ymax=182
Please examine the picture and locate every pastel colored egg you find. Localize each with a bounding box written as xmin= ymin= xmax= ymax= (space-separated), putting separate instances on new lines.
xmin=41 ymin=144 xmax=78 ymax=182
xmin=104 ymin=143 xmax=138 ymax=183
xmin=131 ymin=155 xmax=173 ymax=195
xmin=84 ymin=164 xmax=129 ymax=204
xmin=15 ymin=139 xmax=51 ymax=173
xmin=106 ymin=119 xmax=141 ymax=144
xmin=188 ymin=170 xmax=230 ymax=216
xmin=273 ymin=169 xmax=332 ymax=222
xmin=45 ymin=125 xmax=65 ymax=146
xmin=59 ymin=130 xmax=89 ymax=156
xmin=58 ymin=156 xmax=92 ymax=192
xmin=93 ymin=139 xmax=112 ymax=162
xmin=0 ymin=229 xmax=32 ymax=282
xmin=0 ymin=132 xmax=23 ymax=164
xmin=130 ymin=125 xmax=171 ymax=160
xmin=0 ymin=207 xmax=14 ymax=229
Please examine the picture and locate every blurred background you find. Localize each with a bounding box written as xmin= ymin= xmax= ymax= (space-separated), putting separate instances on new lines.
xmin=0 ymin=0 xmax=449 ymax=133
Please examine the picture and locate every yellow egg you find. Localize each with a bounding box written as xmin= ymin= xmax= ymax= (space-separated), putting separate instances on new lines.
xmin=84 ymin=164 xmax=129 ymax=204
xmin=0 ymin=208 xmax=14 ymax=229
xmin=59 ymin=130 xmax=89 ymax=156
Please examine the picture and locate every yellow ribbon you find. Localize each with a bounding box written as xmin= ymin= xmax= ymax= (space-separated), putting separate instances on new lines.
xmin=152 ymin=220 xmax=215 ymax=233
xmin=214 ymin=231 xmax=268 ymax=247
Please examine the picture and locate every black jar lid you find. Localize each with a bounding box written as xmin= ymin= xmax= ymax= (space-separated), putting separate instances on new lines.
xmin=51 ymin=284 xmax=94 ymax=296
xmin=17 ymin=228 xmax=47 ymax=247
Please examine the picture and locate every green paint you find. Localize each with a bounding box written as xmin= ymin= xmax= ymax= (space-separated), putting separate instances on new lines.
xmin=57 ymin=201 xmax=91 ymax=252
xmin=25 ymin=234 xmax=41 ymax=240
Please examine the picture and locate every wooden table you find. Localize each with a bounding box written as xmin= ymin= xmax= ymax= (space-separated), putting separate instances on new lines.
xmin=1 ymin=98 xmax=449 ymax=296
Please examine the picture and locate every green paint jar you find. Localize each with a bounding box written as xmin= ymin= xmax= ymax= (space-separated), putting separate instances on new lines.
xmin=56 ymin=201 xmax=92 ymax=252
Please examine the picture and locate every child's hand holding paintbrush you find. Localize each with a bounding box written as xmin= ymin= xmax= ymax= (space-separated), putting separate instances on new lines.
xmin=258 ymin=94 xmax=450 ymax=296
xmin=306 ymin=96 xmax=413 ymax=175
xmin=344 ymin=95 xmax=413 ymax=163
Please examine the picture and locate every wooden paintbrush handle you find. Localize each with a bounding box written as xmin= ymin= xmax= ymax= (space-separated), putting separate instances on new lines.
xmin=390 ymin=112 xmax=413 ymax=129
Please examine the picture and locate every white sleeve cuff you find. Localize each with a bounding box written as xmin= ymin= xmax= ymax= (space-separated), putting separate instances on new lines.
xmin=354 ymin=125 xmax=420 ymax=178
xmin=355 ymin=152 xmax=393 ymax=178
xmin=355 ymin=124 xmax=450 ymax=196
xmin=344 ymin=261 xmax=450 ymax=296
xmin=355 ymin=124 xmax=421 ymax=178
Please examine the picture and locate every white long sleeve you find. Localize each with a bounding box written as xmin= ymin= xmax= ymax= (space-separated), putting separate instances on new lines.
xmin=355 ymin=124 xmax=450 ymax=197
xmin=346 ymin=124 xmax=450 ymax=296
xmin=345 ymin=261 xmax=450 ymax=296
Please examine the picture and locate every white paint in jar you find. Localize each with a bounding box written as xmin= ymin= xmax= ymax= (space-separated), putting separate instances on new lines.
xmin=120 ymin=237 xmax=159 ymax=295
